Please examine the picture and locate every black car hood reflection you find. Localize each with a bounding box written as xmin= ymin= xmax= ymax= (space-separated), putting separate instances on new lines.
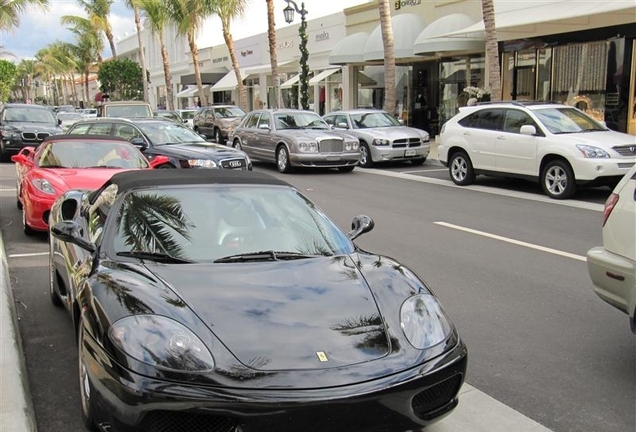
xmin=5 ymin=121 xmax=60 ymax=133
xmin=147 ymin=255 xmax=390 ymax=371
xmin=153 ymin=141 xmax=247 ymax=159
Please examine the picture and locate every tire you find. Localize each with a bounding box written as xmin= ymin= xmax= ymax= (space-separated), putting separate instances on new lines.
xmin=411 ymin=157 xmax=426 ymax=166
xmin=49 ymin=253 xmax=62 ymax=307
xmin=359 ymin=143 xmax=373 ymax=168
xmin=22 ymin=206 xmax=36 ymax=236
xmin=338 ymin=165 xmax=355 ymax=173
xmin=214 ymin=128 xmax=223 ymax=144
xmin=541 ymin=159 xmax=576 ymax=199
xmin=276 ymin=145 xmax=292 ymax=173
xmin=16 ymin=184 xmax=22 ymax=210
xmin=157 ymin=163 xmax=175 ymax=169
xmin=448 ymin=151 xmax=476 ymax=186
xmin=78 ymin=320 xmax=99 ymax=431
xmin=232 ymin=139 xmax=243 ymax=151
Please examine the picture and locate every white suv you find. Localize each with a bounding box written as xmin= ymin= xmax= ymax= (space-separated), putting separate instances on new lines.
xmin=586 ymin=165 xmax=636 ymax=333
xmin=437 ymin=102 xmax=636 ymax=199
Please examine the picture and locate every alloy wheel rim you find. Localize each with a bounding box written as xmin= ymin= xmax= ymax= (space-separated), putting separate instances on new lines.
xmin=278 ymin=148 xmax=287 ymax=171
xmin=79 ymin=333 xmax=91 ymax=413
xmin=360 ymin=147 xmax=368 ymax=165
xmin=452 ymin=158 xmax=467 ymax=181
xmin=546 ymin=166 xmax=566 ymax=195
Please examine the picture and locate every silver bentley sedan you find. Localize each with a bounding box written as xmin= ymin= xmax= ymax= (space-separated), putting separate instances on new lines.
xmin=229 ymin=109 xmax=360 ymax=173
xmin=323 ymin=109 xmax=430 ymax=168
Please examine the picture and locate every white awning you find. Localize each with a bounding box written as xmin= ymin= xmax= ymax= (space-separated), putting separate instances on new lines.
xmin=175 ymin=86 xmax=197 ymax=98
xmin=439 ymin=1 xmax=636 ymax=40
xmin=413 ymin=14 xmax=484 ymax=56
xmin=243 ymin=60 xmax=296 ymax=78
xmin=211 ymin=69 xmax=246 ymax=92
xmin=328 ymin=32 xmax=369 ymax=65
xmin=364 ymin=14 xmax=426 ymax=61
xmin=357 ymin=71 xmax=376 ymax=87
xmin=281 ymin=74 xmax=300 ymax=89
xmin=308 ymin=68 xmax=341 ymax=86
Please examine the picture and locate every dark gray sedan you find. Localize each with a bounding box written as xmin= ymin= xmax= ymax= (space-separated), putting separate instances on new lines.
xmin=229 ymin=109 xmax=360 ymax=173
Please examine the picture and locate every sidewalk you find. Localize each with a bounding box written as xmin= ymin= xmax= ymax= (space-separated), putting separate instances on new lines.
xmin=0 ymin=213 xmax=551 ymax=432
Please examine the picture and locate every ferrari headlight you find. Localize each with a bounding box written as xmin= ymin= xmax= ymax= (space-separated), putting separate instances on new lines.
xmin=400 ymin=294 xmax=452 ymax=350
xmin=188 ymin=159 xmax=218 ymax=168
xmin=298 ymin=141 xmax=318 ymax=152
xmin=31 ymin=178 xmax=56 ymax=195
xmin=576 ymin=144 xmax=609 ymax=158
xmin=372 ymin=138 xmax=389 ymax=146
xmin=344 ymin=141 xmax=359 ymax=151
xmin=109 ymin=315 xmax=215 ymax=372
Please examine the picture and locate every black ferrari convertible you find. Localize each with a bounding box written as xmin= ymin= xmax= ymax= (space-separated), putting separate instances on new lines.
xmin=48 ymin=169 xmax=467 ymax=432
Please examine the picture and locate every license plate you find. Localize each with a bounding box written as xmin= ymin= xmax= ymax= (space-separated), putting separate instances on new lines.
xmin=405 ymin=149 xmax=416 ymax=157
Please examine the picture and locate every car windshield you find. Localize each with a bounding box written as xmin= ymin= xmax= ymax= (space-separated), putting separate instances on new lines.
xmin=3 ymin=107 xmax=56 ymax=123
xmin=105 ymin=105 xmax=152 ymax=118
xmin=109 ymin=185 xmax=354 ymax=263
xmin=274 ymin=112 xmax=329 ymax=130
xmin=38 ymin=140 xmax=149 ymax=169
xmin=214 ymin=106 xmax=246 ymax=118
xmin=137 ymin=121 xmax=207 ymax=145
xmin=533 ymin=107 xmax=607 ymax=134
xmin=350 ymin=112 xmax=401 ymax=129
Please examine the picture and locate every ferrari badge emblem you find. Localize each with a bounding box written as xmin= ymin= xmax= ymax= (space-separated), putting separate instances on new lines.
xmin=316 ymin=351 xmax=328 ymax=362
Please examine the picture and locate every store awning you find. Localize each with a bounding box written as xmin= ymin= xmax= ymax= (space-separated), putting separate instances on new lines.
xmin=308 ymin=68 xmax=341 ymax=86
xmin=357 ymin=71 xmax=376 ymax=87
xmin=413 ymin=14 xmax=484 ymax=56
xmin=175 ymin=86 xmax=197 ymax=98
xmin=211 ymin=69 xmax=247 ymax=92
xmin=281 ymin=74 xmax=301 ymax=89
xmin=243 ymin=60 xmax=296 ymax=79
xmin=328 ymin=32 xmax=369 ymax=65
xmin=439 ymin=1 xmax=636 ymax=40
xmin=364 ymin=14 xmax=426 ymax=62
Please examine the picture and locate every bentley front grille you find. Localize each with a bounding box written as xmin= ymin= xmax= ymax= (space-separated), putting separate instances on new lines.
xmin=318 ymin=138 xmax=343 ymax=153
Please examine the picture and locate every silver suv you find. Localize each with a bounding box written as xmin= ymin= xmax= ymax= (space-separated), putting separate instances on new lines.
xmin=586 ymin=165 xmax=636 ymax=333
xmin=192 ymin=105 xmax=246 ymax=143
xmin=438 ymin=101 xmax=636 ymax=199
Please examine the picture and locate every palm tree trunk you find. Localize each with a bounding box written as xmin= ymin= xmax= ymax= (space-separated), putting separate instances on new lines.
xmin=266 ymin=0 xmax=280 ymax=108
xmin=378 ymin=0 xmax=396 ymax=114
xmin=188 ymin=32 xmax=207 ymax=106
xmin=106 ymin=28 xmax=117 ymax=58
xmin=133 ymin=6 xmax=149 ymax=103
xmin=84 ymin=70 xmax=90 ymax=106
xmin=223 ymin=23 xmax=246 ymax=111
xmin=158 ymin=32 xmax=175 ymax=110
xmin=481 ymin=0 xmax=501 ymax=101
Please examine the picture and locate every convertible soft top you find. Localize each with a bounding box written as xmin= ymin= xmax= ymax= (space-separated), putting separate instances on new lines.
xmin=100 ymin=169 xmax=290 ymax=195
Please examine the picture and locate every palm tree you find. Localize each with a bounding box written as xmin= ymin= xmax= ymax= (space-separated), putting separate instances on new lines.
xmin=60 ymin=15 xmax=104 ymax=63
xmin=377 ymin=0 xmax=396 ymax=114
xmin=16 ymin=59 xmax=36 ymax=102
xmin=166 ymin=0 xmax=218 ymax=106
xmin=137 ymin=0 xmax=175 ymax=110
xmin=266 ymin=0 xmax=280 ymax=108
xmin=481 ymin=0 xmax=501 ymax=101
xmin=213 ymin=0 xmax=247 ymax=111
xmin=76 ymin=0 xmax=117 ymax=58
xmin=124 ymin=0 xmax=149 ymax=103
xmin=0 ymin=0 xmax=48 ymax=32
xmin=61 ymin=16 xmax=102 ymax=105
xmin=38 ymin=42 xmax=79 ymax=105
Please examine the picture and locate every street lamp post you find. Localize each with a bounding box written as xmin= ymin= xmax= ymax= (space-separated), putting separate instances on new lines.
xmin=283 ymin=0 xmax=309 ymax=110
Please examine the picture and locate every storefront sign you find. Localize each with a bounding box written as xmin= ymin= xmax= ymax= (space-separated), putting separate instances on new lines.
xmin=606 ymin=93 xmax=619 ymax=106
xmin=315 ymin=31 xmax=330 ymax=42
xmin=212 ymin=56 xmax=228 ymax=64
xmin=395 ymin=0 xmax=421 ymax=10
xmin=240 ymin=49 xmax=253 ymax=57
xmin=278 ymin=40 xmax=294 ymax=49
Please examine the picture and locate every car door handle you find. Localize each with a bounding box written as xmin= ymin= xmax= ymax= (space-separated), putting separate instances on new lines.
xmin=496 ymin=135 xmax=505 ymax=140
xmin=462 ymin=132 xmax=471 ymax=136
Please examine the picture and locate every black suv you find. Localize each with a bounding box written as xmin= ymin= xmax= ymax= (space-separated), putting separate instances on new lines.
xmin=67 ymin=117 xmax=252 ymax=170
xmin=192 ymin=104 xmax=246 ymax=143
xmin=0 ymin=103 xmax=63 ymax=160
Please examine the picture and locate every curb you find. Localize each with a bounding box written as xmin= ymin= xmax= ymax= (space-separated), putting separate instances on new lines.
xmin=0 ymin=231 xmax=37 ymax=431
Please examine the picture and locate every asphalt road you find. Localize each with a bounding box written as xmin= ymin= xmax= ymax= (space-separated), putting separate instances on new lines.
xmin=1 ymin=160 xmax=634 ymax=432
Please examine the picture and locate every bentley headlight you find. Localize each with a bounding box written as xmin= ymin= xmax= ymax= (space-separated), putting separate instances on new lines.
xmin=109 ymin=315 xmax=215 ymax=372
xmin=576 ymin=144 xmax=609 ymax=158
xmin=372 ymin=138 xmax=389 ymax=146
xmin=299 ymin=141 xmax=318 ymax=152
xmin=188 ymin=159 xmax=218 ymax=168
xmin=344 ymin=141 xmax=359 ymax=151
xmin=400 ymin=294 xmax=452 ymax=350
xmin=31 ymin=178 xmax=56 ymax=195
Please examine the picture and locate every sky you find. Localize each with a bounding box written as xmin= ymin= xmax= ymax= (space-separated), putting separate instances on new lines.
xmin=0 ymin=0 xmax=372 ymax=62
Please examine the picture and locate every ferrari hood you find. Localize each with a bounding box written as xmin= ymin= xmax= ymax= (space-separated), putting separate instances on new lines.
xmin=40 ymin=168 xmax=132 ymax=192
xmin=149 ymin=256 xmax=391 ymax=371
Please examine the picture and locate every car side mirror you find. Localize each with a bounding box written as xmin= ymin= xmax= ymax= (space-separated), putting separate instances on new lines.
xmin=520 ymin=125 xmax=537 ymax=136
xmin=259 ymin=124 xmax=271 ymax=131
xmin=337 ymin=122 xmax=349 ymax=129
xmin=347 ymin=215 xmax=374 ymax=240
xmin=11 ymin=146 xmax=36 ymax=165
xmin=130 ymin=137 xmax=148 ymax=151
xmin=51 ymin=221 xmax=96 ymax=253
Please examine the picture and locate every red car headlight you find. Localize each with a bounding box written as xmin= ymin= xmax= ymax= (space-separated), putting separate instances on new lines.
xmin=31 ymin=178 xmax=56 ymax=195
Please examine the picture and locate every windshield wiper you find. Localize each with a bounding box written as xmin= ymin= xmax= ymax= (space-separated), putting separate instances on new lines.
xmin=116 ymin=251 xmax=193 ymax=264
xmin=214 ymin=250 xmax=318 ymax=263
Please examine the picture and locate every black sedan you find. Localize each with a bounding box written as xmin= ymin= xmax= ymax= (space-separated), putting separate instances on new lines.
xmin=67 ymin=117 xmax=252 ymax=170
xmin=49 ymin=169 xmax=467 ymax=432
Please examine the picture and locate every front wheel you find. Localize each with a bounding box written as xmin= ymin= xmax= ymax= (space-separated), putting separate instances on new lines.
xmin=78 ymin=320 xmax=99 ymax=431
xmin=276 ymin=145 xmax=292 ymax=173
xmin=22 ymin=206 xmax=36 ymax=236
xmin=541 ymin=159 xmax=576 ymax=199
xmin=214 ymin=128 xmax=223 ymax=144
xmin=49 ymin=253 xmax=62 ymax=307
xmin=359 ymin=143 xmax=373 ymax=168
xmin=232 ymin=139 xmax=243 ymax=151
xmin=156 ymin=163 xmax=175 ymax=169
xmin=449 ymin=151 xmax=475 ymax=185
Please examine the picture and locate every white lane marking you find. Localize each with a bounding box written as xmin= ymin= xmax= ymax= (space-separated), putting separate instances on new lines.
xmin=8 ymin=252 xmax=49 ymax=258
xmin=359 ymin=168 xmax=604 ymax=212
xmin=434 ymin=221 xmax=587 ymax=262
xmin=402 ymin=168 xmax=448 ymax=174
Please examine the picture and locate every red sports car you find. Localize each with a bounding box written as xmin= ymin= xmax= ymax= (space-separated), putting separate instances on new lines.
xmin=12 ymin=134 xmax=167 ymax=235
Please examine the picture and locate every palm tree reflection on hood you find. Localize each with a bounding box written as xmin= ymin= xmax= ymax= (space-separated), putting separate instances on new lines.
xmin=331 ymin=314 xmax=399 ymax=354
xmin=117 ymin=192 xmax=194 ymax=259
